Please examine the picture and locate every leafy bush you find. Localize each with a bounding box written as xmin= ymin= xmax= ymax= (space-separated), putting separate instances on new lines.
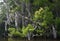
xmin=55 ymin=17 xmax=60 ymax=28
xmin=12 ymin=31 xmax=23 ymax=37
xmin=8 ymin=28 xmax=22 ymax=37
xmin=33 ymin=7 xmax=54 ymax=36
xmin=33 ymin=0 xmax=49 ymax=6
xmin=55 ymin=17 xmax=60 ymax=36
xmin=8 ymin=27 xmax=15 ymax=32
xmin=8 ymin=24 xmax=34 ymax=37
xmin=22 ymin=24 xmax=34 ymax=37
xmin=33 ymin=7 xmax=53 ymax=27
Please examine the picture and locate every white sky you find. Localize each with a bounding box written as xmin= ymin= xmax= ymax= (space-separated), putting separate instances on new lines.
xmin=0 ymin=0 xmax=3 ymax=2
xmin=0 ymin=0 xmax=4 ymax=14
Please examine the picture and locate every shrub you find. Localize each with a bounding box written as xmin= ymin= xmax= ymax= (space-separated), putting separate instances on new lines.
xmin=55 ymin=17 xmax=60 ymax=36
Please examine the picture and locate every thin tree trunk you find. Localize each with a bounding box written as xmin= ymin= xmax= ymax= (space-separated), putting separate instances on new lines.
xmin=26 ymin=1 xmax=31 ymax=40
xmin=4 ymin=0 xmax=10 ymax=31
xmin=21 ymin=0 xmax=25 ymax=27
xmin=52 ymin=24 xmax=57 ymax=39
xmin=15 ymin=12 xmax=18 ymax=30
xmin=27 ymin=32 xmax=31 ymax=40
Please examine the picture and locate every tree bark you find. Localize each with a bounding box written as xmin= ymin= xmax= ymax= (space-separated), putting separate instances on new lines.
xmin=52 ymin=24 xmax=57 ymax=39
xmin=21 ymin=0 xmax=25 ymax=27
xmin=15 ymin=12 xmax=18 ymax=30
xmin=4 ymin=0 xmax=10 ymax=31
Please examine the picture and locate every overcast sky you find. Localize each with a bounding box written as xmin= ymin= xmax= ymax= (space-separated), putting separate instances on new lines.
xmin=0 ymin=0 xmax=3 ymax=2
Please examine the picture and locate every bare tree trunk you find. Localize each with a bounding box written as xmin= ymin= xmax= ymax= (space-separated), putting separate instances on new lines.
xmin=21 ymin=0 xmax=25 ymax=27
xmin=4 ymin=0 xmax=10 ymax=31
xmin=5 ymin=21 xmax=7 ymax=31
xmin=26 ymin=1 xmax=31 ymax=40
xmin=26 ymin=0 xmax=31 ymax=19
xmin=52 ymin=24 xmax=57 ymax=39
xmin=27 ymin=31 xmax=31 ymax=40
xmin=15 ymin=12 xmax=18 ymax=30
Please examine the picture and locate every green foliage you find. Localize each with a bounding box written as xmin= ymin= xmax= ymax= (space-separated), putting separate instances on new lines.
xmin=55 ymin=17 xmax=60 ymax=28
xmin=8 ymin=24 xmax=34 ymax=37
xmin=27 ymin=24 xmax=34 ymax=31
xmin=8 ymin=27 xmax=15 ymax=32
xmin=36 ymin=29 xmax=44 ymax=33
xmin=1 ymin=0 xmax=60 ymax=38
xmin=55 ymin=17 xmax=60 ymax=36
xmin=33 ymin=7 xmax=53 ymax=29
xmin=0 ymin=4 xmax=6 ymax=23
xmin=41 ymin=21 xmax=47 ymax=27
xmin=8 ymin=27 xmax=22 ymax=37
xmin=33 ymin=0 xmax=49 ymax=6
xmin=22 ymin=26 xmax=29 ymax=37
xmin=36 ymin=29 xmax=45 ymax=36
xmin=13 ymin=30 xmax=23 ymax=37
xmin=33 ymin=7 xmax=43 ymax=20
xmin=25 ymin=0 xmax=30 ymax=4
xmin=22 ymin=24 xmax=34 ymax=37
xmin=8 ymin=28 xmax=15 ymax=37
xmin=33 ymin=7 xmax=54 ymax=36
xmin=33 ymin=7 xmax=53 ymax=25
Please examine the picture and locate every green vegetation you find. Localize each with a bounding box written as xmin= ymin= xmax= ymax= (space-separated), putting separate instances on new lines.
xmin=0 ymin=0 xmax=60 ymax=40
xmin=8 ymin=24 xmax=34 ymax=37
xmin=55 ymin=17 xmax=60 ymax=36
